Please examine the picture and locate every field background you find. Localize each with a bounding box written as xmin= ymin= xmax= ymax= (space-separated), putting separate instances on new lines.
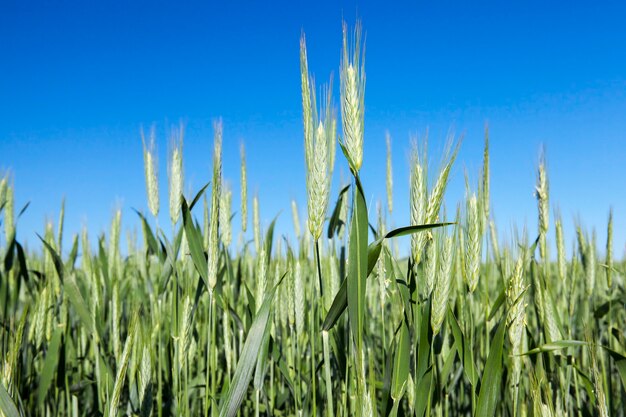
xmin=1 ymin=1 xmax=626 ymax=417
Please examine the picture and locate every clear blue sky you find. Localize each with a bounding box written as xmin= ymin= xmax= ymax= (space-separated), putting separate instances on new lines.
xmin=1 ymin=0 xmax=625 ymax=258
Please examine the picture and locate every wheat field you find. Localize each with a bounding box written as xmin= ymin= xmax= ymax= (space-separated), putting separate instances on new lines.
xmin=0 ymin=22 xmax=625 ymax=417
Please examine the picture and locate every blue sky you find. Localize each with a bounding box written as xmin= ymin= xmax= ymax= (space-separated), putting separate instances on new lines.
xmin=1 ymin=0 xmax=625 ymax=257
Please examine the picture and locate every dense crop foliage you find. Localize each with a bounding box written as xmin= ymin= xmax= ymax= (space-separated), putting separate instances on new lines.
xmin=1 ymin=22 xmax=625 ymax=417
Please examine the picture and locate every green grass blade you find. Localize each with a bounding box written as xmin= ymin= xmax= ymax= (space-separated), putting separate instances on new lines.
xmin=447 ymin=307 xmax=478 ymax=387
xmin=64 ymin=273 xmax=96 ymax=337
xmin=15 ymin=241 xmax=33 ymax=294
xmin=321 ymin=278 xmax=347 ymax=331
xmin=520 ymin=340 xmax=587 ymax=356
xmin=487 ymin=288 xmax=505 ymax=321
xmin=603 ymin=346 xmax=626 ymax=390
xmin=322 ymin=222 xmax=452 ymax=332
xmin=346 ymin=176 xmax=368 ymax=362
xmin=3 ymin=237 xmax=15 ymax=272
xmin=37 ymin=234 xmax=64 ymax=282
xmin=0 ymin=381 xmax=19 ymax=417
xmin=38 ymin=326 xmax=63 ymax=407
xmin=416 ymin=299 xmax=431 ymax=381
xmin=218 ymin=279 xmax=281 ymax=417
xmin=189 ymin=181 xmax=210 ymax=211
xmin=475 ymin=318 xmax=506 ymax=417
xmin=132 ymin=209 xmax=160 ymax=257
xmin=269 ymin=337 xmax=296 ymax=399
xmin=414 ymin=367 xmax=433 ymax=417
xmin=107 ymin=315 xmax=137 ymax=417
xmin=65 ymin=234 xmax=79 ymax=270
xmin=368 ymin=223 xmax=454 ymax=274
xmin=263 ymin=215 xmax=279 ymax=266
xmin=391 ymin=320 xmax=410 ymax=401
xmin=327 ymin=184 xmax=351 ymax=238
xmin=253 ymin=320 xmax=271 ymax=391
xmin=384 ymin=222 xmax=455 ymax=239
xmin=182 ymin=198 xmax=209 ymax=288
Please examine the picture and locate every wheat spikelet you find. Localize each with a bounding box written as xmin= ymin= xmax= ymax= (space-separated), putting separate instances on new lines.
xmin=307 ymin=120 xmax=332 ymax=240
xmin=294 ymin=259 xmax=304 ymax=339
xmin=4 ymin=179 xmax=14 ymax=242
xmin=56 ymin=197 xmax=65 ymax=252
xmin=5 ymin=305 xmax=27 ymax=390
xmin=208 ymin=120 xmax=222 ymax=292
xmin=426 ymin=138 xmax=459 ymax=225
xmin=303 ymin=221 xmax=311 ymax=258
xmin=287 ymin=257 xmax=296 ymax=329
xmin=253 ymin=195 xmax=261 ymax=254
xmin=44 ymin=281 xmax=55 ymax=340
xmin=410 ymin=145 xmax=427 ymax=265
xmin=168 ymin=124 xmax=184 ymax=227
xmin=291 ymin=200 xmax=301 ymax=239
xmin=424 ymin=234 xmax=437 ymax=297
xmin=81 ymin=226 xmax=93 ymax=279
xmin=535 ymin=152 xmax=549 ymax=261
xmin=481 ymin=126 xmax=490 ymax=224
xmin=43 ymin=220 xmax=61 ymax=296
xmin=0 ymin=174 xmax=8 ymax=246
xmin=108 ymin=314 xmax=137 ymax=417
xmin=340 ymin=21 xmax=365 ymax=172
xmin=301 ymin=41 xmax=334 ymax=242
xmin=141 ymin=126 xmax=159 ymax=218
xmin=530 ymin=255 xmax=561 ymax=343
xmin=274 ymin=241 xmax=289 ymax=329
xmin=30 ymin=286 xmax=47 ymax=346
xmin=534 ymin=401 xmax=553 ymax=417
xmin=432 ymin=234 xmax=453 ymax=334
xmin=507 ymin=246 xmax=527 ymax=392
xmin=44 ymin=285 xmax=56 ymax=341
xmin=307 ymin=120 xmax=328 ymax=239
xmin=575 ymin=223 xmax=591 ymax=294
xmin=2 ymin=359 xmax=11 ymax=392
xmin=138 ymin=344 xmax=152 ymax=415
xmin=108 ymin=209 xmax=122 ymax=279
xmin=220 ymin=184 xmax=232 ymax=247
xmin=536 ymin=153 xmax=549 ymax=235
xmin=531 ymin=259 xmax=546 ymax=330
xmin=588 ymin=332 xmax=609 ymax=417
xmin=112 ymin=282 xmax=121 ymax=361
xmin=179 ymin=296 xmax=193 ymax=368
xmin=0 ymin=174 xmax=7 ymax=209
xmin=223 ymin=306 xmax=232 ymax=376
xmin=575 ymin=223 xmax=587 ymax=261
xmin=3 ymin=305 xmax=26 ymax=389
xmin=464 ymin=193 xmax=481 ymax=293
xmin=454 ymin=205 xmax=465 ymax=294
xmin=586 ymin=230 xmax=596 ymax=297
xmin=256 ymin=247 xmax=267 ymax=314
xmin=606 ymin=208 xmax=613 ymax=287
xmin=489 ymin=219 xmax=500 ymax=262
xmin=300 ymin=34 xmax=314 ymax=168
xmin=543 ymin=287 xmax=562 ymax=343
xmin=126 ymin=228 xmax=137 ymax=258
